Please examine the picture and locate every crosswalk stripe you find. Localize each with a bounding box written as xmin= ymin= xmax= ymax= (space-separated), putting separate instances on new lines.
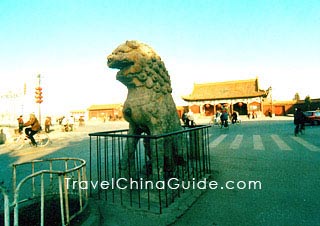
xmin=253 ymin=135 xmax=265 ymax=150
xmin=271 ymin=134 xmax=292 ymax=151
xmin=230 ymin=135 xmax=243 ymax=149
xmin=209 ymin=133 xmax=318 ymax=152
xmin=210 ymin=134 xmax=227 ymax=148
xmin=291 ymin=137 xmax=320 ymax=152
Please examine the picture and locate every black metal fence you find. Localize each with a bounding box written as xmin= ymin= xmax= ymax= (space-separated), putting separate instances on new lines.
xmin=88 ymin=125 xmax=211 ymax=214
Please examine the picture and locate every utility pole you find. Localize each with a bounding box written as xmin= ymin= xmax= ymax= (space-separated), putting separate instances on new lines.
xmin=35 ymin=74 xmax=43 ymax=125
xmin=269 ymin=86 xmax=273 ymax=117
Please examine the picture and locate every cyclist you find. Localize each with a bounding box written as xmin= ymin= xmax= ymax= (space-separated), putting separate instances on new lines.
xmin=215 ymin=111 xmax=221 ymax=125
xmin=24 ymin=113 xmax=40 ymax=146
xmin=231 ymin=111 xmax=238 ymax=124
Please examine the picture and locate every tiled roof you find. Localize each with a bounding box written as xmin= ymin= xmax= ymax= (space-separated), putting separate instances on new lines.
xmin=88 ymin=104 xmax=123 ymax=110
xmin=182 ymin=78 xmax=267 ymax=101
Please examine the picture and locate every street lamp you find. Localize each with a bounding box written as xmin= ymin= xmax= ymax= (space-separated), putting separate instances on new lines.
xmin=35 ymin=74 xmax=43 ymax=124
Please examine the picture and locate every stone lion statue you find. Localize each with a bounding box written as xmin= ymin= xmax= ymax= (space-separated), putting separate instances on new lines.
xmin=107 ymin=40 xmax=182 ymax=180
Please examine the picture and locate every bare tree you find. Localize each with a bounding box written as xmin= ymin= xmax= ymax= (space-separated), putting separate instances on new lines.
xmin=293 ymin=92 xmax=300 ymax=101
xmin=304 ymin=95 xmax=312 ymax=110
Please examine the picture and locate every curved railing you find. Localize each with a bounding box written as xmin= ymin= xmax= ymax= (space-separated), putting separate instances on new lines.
xmin=0 ymin=185 xmax=10 ymax=226
xmin=1 ymin=158 xmax=87 ymax=226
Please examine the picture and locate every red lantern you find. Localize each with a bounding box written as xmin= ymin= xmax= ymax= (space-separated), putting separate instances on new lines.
xmin=35 ymin=86 xmax=43 ymax=103
xmin=205 ymin=104 xmax=210 ymax=108
xmin=238 ymin=102 xmax=243 ymax=107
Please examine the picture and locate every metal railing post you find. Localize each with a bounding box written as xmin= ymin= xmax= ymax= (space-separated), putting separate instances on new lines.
xmin=0 ymin=186 xmax=10 ymax=226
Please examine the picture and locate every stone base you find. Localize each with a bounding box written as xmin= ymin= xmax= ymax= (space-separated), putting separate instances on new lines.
xmin=88 ymin=174 xmax=212 ymax=226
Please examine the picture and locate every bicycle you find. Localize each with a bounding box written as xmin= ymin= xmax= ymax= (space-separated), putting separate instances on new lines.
xmin=209 ymin=117 xmax=221 ymax=127
xmin=231 ymin=117 xmax=242 ymax=125
xmin=11 ymin=130 xmax=50 ymax=150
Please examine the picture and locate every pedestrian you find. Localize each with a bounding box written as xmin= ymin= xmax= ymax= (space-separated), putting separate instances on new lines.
xmin=187 ymin=109 xmax=195 ymax=127
xmin=61 ymin=116 xmax=69 ymax=132
xmin=17 ymin=115 xmax=24 ymax=133
xmin=68 ymin=116 xmax=75 ymax=131
xmin=45 ymin=116 xmax=52 ymax=133
xmin=182 ymin=111 xmax=188 ymax=126
xmin=215 ymin=111 xmax=221 ymax=125
xmin=79 ymin=116 xmax=85 ymax=127
xmin=24 ymin=113 xmax=41 ymax=146
xmin=252 ymin=111 xmax=255 ymax=119
xmin=220 ymin=110 xmax=229 ymax=128
xmin=0 ymin=129 xmax=6 ymax=145
xmin=231 ymin=111 xmax=238 ymax=124
xmin=294 ymin=108 xmax=306 ymax=136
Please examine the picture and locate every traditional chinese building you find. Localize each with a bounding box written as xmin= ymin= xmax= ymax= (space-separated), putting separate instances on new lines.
xmin=87 ymin=104 xmax=123 ymax=121
xmin=182 ymin=78 xmax=271 ymax=116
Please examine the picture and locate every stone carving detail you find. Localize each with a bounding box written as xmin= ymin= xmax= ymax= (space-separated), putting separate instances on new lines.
xmin=107 ymin=40 xmax=182 ymax=179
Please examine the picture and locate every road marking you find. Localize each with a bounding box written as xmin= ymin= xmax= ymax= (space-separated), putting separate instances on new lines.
xmin=210 ymin=134 xmax=227 ymax=148
xmin=271 ymin=134 xmax=292 ymax=151
xmin=253 ymin=135 xmax=265 ymax=150
xmin=291 ymin=137 xmax=320 ymax=152
xmin=230 ymin=135 xmax=243 ymax=149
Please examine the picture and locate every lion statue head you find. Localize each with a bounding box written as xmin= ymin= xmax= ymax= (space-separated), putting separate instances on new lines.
xmin=107 ymin=40 xmax=172 ymax=95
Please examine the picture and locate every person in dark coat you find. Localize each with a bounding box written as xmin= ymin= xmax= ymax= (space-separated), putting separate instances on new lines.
xmin=294 ymin=108 xmax=306 ymax=136
xmin=17 ymin=115 xmax=24 ymax=133
xmin=231 ymin=111 xmax=238 ymax=124
xmin=220 ymin=109 xmax=229 ymax=128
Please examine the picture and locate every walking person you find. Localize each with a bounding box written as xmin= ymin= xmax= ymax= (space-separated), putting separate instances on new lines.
xmin=231 ymin=111 xmax=238 ymax=124
xmin=182 ymin=111 xmax=188 ymax=126
xmin=45 ymin=116 xmax=52 ymax=133
xmin=17 ymin=115 xmax=24 ymax=133
xmin=220 ymin=109 xmax=229 ymax=128
xmin=187 ymin=109 xmax=195 ymax=127
xmin=24 ymin=113 xmax=41 ymax=146
xmin=0 ymin=129 xmax=6 ymax=145
xmin=294 ymin=108 xmax=306 ymax=136
xmin=68 ymin=116 xmax=75 ymax=131
xmin=61 ymin=116 xmax=69 ymax=132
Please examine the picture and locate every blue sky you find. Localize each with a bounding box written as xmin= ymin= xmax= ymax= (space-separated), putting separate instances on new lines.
xmin=1 ymin=0 xmax=320 ymax=114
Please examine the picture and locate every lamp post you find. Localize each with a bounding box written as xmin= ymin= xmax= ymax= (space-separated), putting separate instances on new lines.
xmin=269 ymin=87 xmax=273 ymax=117
xmin=35 ymin=74 xmax=43 ymax=124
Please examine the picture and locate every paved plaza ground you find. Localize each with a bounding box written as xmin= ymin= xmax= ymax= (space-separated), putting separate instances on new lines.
xmin=1 ymin=115 xmax=320 ymax=225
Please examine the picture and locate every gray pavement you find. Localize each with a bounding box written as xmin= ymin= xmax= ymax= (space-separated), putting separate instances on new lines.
xmin=2 ymin=116 xmax=320 ymax=225
xmin=172 ymin=117 xmax=320 ymax=226
xmin=82 ymin=115 xmax=320 ymax=226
